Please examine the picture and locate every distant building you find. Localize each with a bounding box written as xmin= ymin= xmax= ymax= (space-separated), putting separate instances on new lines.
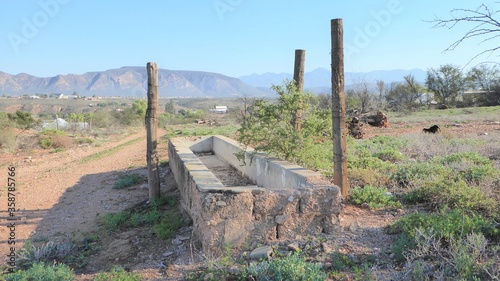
xmin=53 ymin=93 xmax=68 ymax=99
xmin=213 ymin=105 xmax=228 ymax=114
xmin=29 ymin=95 xmax=40 ymax=99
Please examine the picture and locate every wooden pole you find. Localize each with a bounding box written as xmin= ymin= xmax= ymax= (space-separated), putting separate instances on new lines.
xmin=146 ymin=62 xmax=160 ymax=200
xmin=293 ymin=49 xmax=306 ymax=131
xmin=331 ymin=19 xmax=349 ymax=197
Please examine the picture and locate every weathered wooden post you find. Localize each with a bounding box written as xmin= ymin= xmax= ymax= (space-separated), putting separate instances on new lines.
xmin=146 ymin=62 xmax=160 ymax=200
xmin=293 ymin=49 xmax=306 ymax=131
xmin=331 ymin=19 xmax=349 ymax=197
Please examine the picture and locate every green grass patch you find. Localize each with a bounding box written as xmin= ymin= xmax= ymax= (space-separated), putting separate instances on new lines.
xmin=349 ymin=185 xmax=402 ymax=209
xmin=404 ymin=180 xmax=497 ymax=214
xmin=79 ymin=137 xmax=142 ymax=163
xmin=4 ymin=262 xmax=75 ymax=281
xmin=389 ymin=208 xmax=500 ymax=261
xmin=93 ymin=267 xmax=141 ymax=281
xmin=113 ymin=173 xmax=144 ymax=189
xmin=101 ymin=195 xmax=185 ymax=241
xmin=165 ymin=124 xmax=239 ymax=139
xmin=243 ymin=253 xmax=326 ymax=281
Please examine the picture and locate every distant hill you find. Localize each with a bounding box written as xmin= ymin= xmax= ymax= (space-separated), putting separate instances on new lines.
xmin=0 ymin=67 xmax=268 ymax=98
xmin=239 ymin=68 xmax=427 ymax=93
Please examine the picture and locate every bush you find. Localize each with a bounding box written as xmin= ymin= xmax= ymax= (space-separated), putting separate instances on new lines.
xmin=389 ymin=209 xmax=500 ymax=243
xmin=102 ymin=211 xmax=131 ymax=231
xmin=38 ymin=130 xmax=72 ymax=150
xmin=244 ymin=254 xmax=326 ymax=281
xmin=93 ymin=267 xmax=141 ymax=281
xmin=17 ymin=241 xmax=74 ymax=268
xmin=390 ymin=162 xmax=449 ymax=187
xmin=401 ymin=229 xmax=500 ymax=280
xmin=4 ymin=262 xmax=74 ymax=281
xmin=113 ymin=173 xmax=144 ymax=189
xmin=154 ymin=209 xmax=186 ymax=240
xmin=0 ymin=127 xmax=16 ymax=150
xmin=349 ymin=185 xmax=402 ymax=209
xmin=405 ymin=180 xmax=497 ymax=214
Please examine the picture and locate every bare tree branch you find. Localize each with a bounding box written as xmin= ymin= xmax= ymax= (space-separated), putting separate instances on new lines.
xmin=430 ymin=3 xmax=500 ymax=67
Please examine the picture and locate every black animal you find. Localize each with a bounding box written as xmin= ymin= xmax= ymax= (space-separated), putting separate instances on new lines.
xmin=423 ymin=125 xmax=440 ymax=133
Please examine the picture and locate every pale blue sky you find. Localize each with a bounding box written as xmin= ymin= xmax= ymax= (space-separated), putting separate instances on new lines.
xmin=1 ymin=0 xmax=499 ymax=78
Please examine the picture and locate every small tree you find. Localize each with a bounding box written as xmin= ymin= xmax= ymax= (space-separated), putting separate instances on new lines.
xmin=425 ymin=64 xmax=466 ymax=105
xmin=7 ymin=110 xmax=40 ymax=130
xmin=238 ymin=81 xmax=307 ymax=161
xmin=165 ymin=99 xmax=175 ymax=114
xmin=350 ymin=79 xmax=373 ymax=113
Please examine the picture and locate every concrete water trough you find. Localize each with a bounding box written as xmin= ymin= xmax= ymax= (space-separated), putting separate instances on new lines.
xmin=168 ymin=135 xmax=341 ymax=254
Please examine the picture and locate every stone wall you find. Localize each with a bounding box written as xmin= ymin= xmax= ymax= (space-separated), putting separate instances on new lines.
xmin=168 ymin=136 xmax=341 ymax=254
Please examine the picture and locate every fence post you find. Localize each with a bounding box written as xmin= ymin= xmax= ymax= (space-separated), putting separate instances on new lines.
xmin=331 ymin=19 xmax=349 ymax=197
xmin=146 ymin=62 xmax=160 ymax=200
xmin=293 ymin=49 xmax=306 ymax=131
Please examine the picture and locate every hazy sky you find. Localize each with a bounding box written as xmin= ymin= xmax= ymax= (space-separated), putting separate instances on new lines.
xmin=1 ymin=0 xmax=499 ymax=78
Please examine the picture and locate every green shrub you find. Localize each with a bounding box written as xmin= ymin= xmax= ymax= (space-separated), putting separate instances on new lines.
xmin=154 ymin=209 xmax=186 ymax=241
xmin=373 ymin=148 xmax=405 ymax=162
xmin=389 ymin=209 xmax=499 ymax=242
xmin=389 ymin=209 xmax=500 ymax=263
xmin=39 ymin=138 xmax=53 ymax=149
xmin=402 ymin=229 xmax=499 ymax=280
xmin=0 ymin=126 xmax=16 ymax=151
xmin=16 ymin=241 xmax=74 ymax=268
xmin=93 ymin=267 xmax=141 ymax=281
xmin=244 ymin=254 xmax=326 ymax=281
xmin=38 ymin=130 xmax=72 ymax=150
xmin=412 ymin=180 xmax=497 ymax=214
xmin=113 ymin=173 xmax=144 ymax=189
xmin=74 ymin=137 xmax=94 ymax=145
xmin=102 ymin=211 xmax=131 ymax=231
xmin=349 ymin=185 xmax=402 ymax=209
xmin=4 ymin=262 xmax=74 ymax=281
xmin=390 ymin=162 xmax=449 ymax=187
xmin=39 ymin=129 xmax=67 ymax=136
xmin=438 ymin=152 xmax=492 ymax=166
xmin=348 ymin=168 xmax=390 ymax=188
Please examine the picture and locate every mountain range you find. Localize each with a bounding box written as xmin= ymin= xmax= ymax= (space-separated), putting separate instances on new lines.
xmin=0 ymin=67 xmax=427 ymax=97
xmin=239 ymin=68 xmax=427 ymax=94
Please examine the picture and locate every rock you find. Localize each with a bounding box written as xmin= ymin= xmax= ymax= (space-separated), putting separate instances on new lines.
xmin=216 ymin=201 xmax=227 ymax=206
xmin=178 ymin=235 xmax=190 ymax=241
xmin=347 ymin=253 xmax=360 ymax=264
xmin=321 ymin=242 xmax=332 ymax=253
xmin=361 ymin=202 xmax=369 ymax=209
xmin=288 ymin=196 xmax=294 ymax=202
xmin=249 ymin=246 xmax=273 ymax=260
xmin=275 ymin=214 xmax=290 ymax=225
xmin=227 ymin=266 xmax=241 ymax=276
xmin=349 ymin=220 xmax=359 ymax=233
xmin=163 ymin=251 xmax=174 ymax=257
xmin=287 ymin=243 xmax=300 ymax=252
xmin=203 ymin=273 xmax=214 ymax=281
xmin=171 ymin=238 xmax=183 ymax=245
xmin=140 ymin=183 xmax=148 ymax=189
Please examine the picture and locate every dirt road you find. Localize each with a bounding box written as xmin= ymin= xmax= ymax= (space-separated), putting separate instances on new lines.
xmin=0 ymin=129 xmax=165 ymax=268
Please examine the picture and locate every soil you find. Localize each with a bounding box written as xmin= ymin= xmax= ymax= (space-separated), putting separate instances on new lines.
xmin=1 ymin=120 xmax=499 ymax=280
